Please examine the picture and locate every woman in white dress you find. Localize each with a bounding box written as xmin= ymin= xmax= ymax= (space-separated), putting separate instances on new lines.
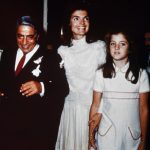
xmin=88 ymin=29 xmax=150 ymax=150
xmin=55 ymin=2 xmax=106 ymax=150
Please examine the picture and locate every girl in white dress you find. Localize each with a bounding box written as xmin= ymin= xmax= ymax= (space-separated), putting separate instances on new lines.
xmin=55 ymin=2 xmax=106 ymax=150
xmin=88 ymin=30 xmax=150 ymax=150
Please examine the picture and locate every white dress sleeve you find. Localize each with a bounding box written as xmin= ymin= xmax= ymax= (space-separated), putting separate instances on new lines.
xmin=93 ymin=69 xmax=104 ymax=113
xmin=139 ymin=69 xmax=150 ymax=93
xmin=94 ymin=40 xmax=106 ymax=66
xmin=93 ymin=69 xmax=104 ymax=92
xmin=57 ymin=45 xmax=66 ymax=59
xmin=57 ymin=46 xmax=67 ymax=68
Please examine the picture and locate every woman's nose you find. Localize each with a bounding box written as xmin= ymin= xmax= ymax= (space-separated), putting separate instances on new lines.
xmin=80 ymin=19 xmax=85 ymax=25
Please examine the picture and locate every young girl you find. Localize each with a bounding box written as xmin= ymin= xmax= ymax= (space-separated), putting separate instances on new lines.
xmin=88 ymin=30 xmax=150 ymax=150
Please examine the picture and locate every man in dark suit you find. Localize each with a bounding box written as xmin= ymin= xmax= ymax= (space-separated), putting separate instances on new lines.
xmin=0 ymin=16 xmax=68 ymax=150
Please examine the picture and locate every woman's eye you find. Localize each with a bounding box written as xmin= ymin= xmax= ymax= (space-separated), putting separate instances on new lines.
xmin=73 ymin=17 xmax=79 ymax=21
xmin=84 ymin=17 xmax=89 ymax=21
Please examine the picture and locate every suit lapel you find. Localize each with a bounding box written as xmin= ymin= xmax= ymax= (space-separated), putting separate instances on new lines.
xmin=16 ymin=47 xmax=43 ymax=77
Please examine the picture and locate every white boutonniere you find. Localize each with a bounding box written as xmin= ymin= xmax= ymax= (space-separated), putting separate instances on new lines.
xmin=33 ymin=56 xmax=43 ymax=64
xmin=32 ymin=65 xmax=41 ymax=77
xmin=59 ymin=60 xmax=64 ymax=68
xmin=31 ymin=56 xmax=43 ymax=77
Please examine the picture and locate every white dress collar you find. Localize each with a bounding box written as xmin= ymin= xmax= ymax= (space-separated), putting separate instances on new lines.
xmin=72 ymin=36 xmax=87 ymax=47
xmin=113 ymin=62 xmax=129 ymax=73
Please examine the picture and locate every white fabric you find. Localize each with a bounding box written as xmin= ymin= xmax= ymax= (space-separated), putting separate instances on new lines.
xmin=93 ymin=63 xmax=150 ymax=150
xmin=15 ymin=44 xmax=39 ymax=70
xmin=55 ymin=36 xmax=106 ymax=150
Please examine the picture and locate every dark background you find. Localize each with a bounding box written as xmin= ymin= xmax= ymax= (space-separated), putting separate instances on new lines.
xmin=0 ymin=0 xmax=150 ymax=149
xmin=0 ymin=0 xmax=149 ymax=49
xmin=0 ymin=0 xmax=149 ymax=79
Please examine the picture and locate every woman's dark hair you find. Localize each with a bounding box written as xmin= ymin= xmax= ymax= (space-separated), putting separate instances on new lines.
xmin=102 ymin=28 xmax=140 ymax=84
xmin=61 ymin=1 xmax=97 ymax=46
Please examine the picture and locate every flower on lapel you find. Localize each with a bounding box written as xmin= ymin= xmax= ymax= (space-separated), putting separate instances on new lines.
xmin=32 ymin=65 xmax=41 ymax=77
xmin=33 ymin=56 xmax=43 ymax=64
xmin=32 ymin=56 xmax=43 ymax=77
xmin=59 ymin=60 xmax=64 ymax=68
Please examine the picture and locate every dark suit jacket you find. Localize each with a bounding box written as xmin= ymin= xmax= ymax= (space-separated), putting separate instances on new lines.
xmin=0 ymin=46 xmax=68 ymax=150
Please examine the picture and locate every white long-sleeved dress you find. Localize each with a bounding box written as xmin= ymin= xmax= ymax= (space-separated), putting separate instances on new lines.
xmin=55 ymin=37 xmax=106 ymax=150
xmin=94 ymin=63 xmax=150 ymax=150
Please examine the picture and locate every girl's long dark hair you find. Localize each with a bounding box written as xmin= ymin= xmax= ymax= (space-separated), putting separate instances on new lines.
xmin=60 ymin=1 xmax=97 ymax=46
xmin=102 ymin=29 xmax=141 ymax=84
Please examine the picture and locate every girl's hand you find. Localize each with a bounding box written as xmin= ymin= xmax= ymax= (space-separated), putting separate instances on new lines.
xmin=138 ymin=140 xmax=145 ymax=150
xmin=89 ymin=113 xmax=101 ymax=129
xmin=88 ymin=113 xmax=101 ymax=150
xmin=88 ymin=121 xmax=97 ymax=150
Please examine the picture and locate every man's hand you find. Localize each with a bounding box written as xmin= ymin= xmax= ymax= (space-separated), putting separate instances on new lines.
xmin=0 ymin=91 xmax=4 ymax=96
xmin=20 ymin=81 xmax=42 ymax=97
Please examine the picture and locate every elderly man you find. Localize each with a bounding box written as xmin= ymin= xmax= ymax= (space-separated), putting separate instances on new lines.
xmin=0 ymin=16 xmax=68 ymax=150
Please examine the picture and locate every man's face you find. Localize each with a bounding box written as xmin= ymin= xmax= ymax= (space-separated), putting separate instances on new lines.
xmin=16 ymin=25 xmax=38 ymax=53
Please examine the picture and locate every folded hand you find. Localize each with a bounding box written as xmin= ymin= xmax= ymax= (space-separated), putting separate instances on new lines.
xmin=20 ymin=81 xmax=42 ymax=97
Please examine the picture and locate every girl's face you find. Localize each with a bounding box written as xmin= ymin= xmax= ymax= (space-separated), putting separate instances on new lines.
xmin=70 ymin=10 xmax=89 ymax=40
xmin=110 ymin=33 xmax=129 ymax=64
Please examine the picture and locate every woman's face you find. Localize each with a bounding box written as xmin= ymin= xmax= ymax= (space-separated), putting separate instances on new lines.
xmin=70 ymin=10 xmax=89 ymax=40
xmin=110 ymin=33 xmax=129 ymax=63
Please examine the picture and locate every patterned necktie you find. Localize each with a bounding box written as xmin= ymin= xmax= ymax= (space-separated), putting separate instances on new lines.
xmin=15 ymin=53 xmax=26 ymax=76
